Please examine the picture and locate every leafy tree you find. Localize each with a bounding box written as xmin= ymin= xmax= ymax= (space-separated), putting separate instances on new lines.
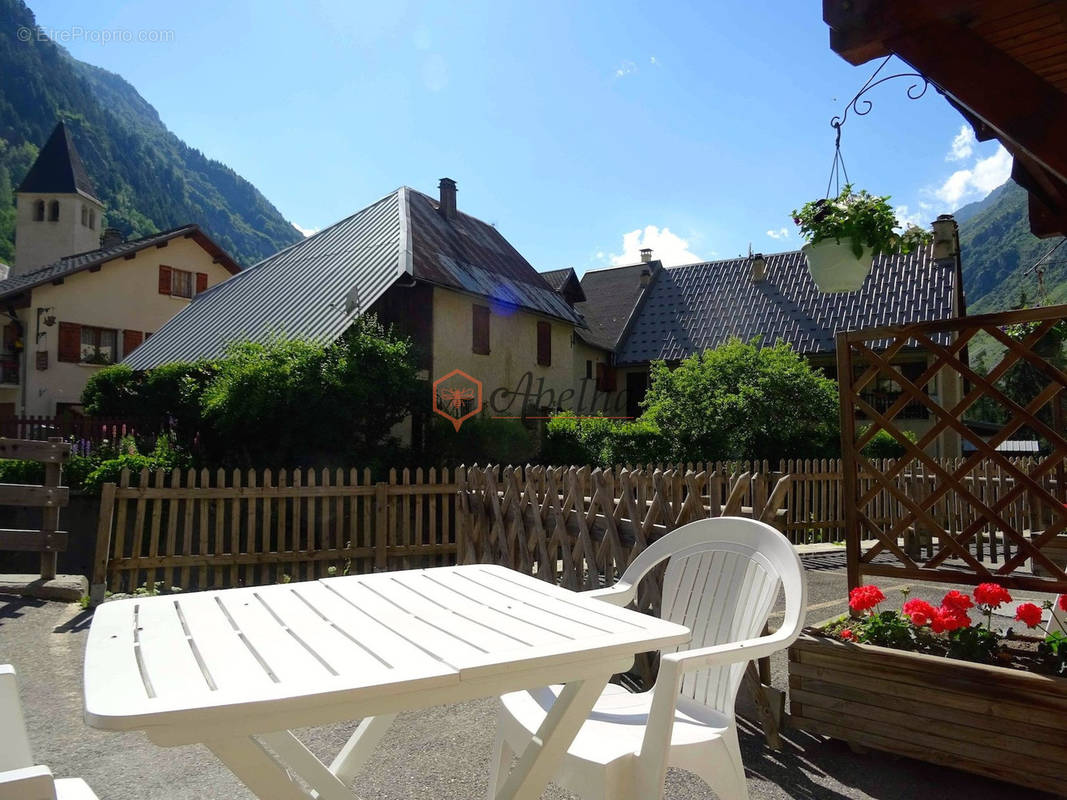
xmin=642 ymin=339 xmax=841 ymax=462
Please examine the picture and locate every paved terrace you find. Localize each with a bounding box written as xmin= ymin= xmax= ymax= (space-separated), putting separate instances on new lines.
xmin=0 ymin=553 xmax=1055 ymax=800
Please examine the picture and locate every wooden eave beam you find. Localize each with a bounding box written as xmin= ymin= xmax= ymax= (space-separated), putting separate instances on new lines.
xmin=887 ymin=24 xmax=1067 ymax=186
xmin=824 ymin=0 xmax=979 ymax=66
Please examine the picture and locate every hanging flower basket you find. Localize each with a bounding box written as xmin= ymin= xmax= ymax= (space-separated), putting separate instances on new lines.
xmin=792 ymin=185 xmax=931 ymax=294
xmin=801 ymin=239 xmax=874 ymax=292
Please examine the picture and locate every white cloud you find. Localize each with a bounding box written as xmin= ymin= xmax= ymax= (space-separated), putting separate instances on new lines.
xmin=893 ymin=204 xmax=924 ymax=230
xmin=608 ymin=225 xmax=701 ymax=267
xmin=614 ymin=61 xmax=637 ymax=78
xmin=649 ymin=56 xmax=659 ymax=66
xmin=934 ymin=144 xmax=1012 ymax=207
xmin=766 ymin=227 xmax=789 ymax=240
xmin=947 ymin=125 xmax=976 ymax=162
xmin=293 ymin=223 xmax=318 ymax=237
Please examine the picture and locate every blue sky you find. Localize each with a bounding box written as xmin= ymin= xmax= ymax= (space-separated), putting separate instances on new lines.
xmin=29 ymin=0 xmax=1010 ymax=273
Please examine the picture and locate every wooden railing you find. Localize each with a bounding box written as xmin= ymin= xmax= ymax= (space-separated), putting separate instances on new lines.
xmin=0 ymin=437 xmax=70 ymax=579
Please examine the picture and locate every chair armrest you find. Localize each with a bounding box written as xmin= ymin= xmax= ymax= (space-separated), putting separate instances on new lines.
xmin=584 ymin=583 xmax=634 ymax=607
xmin=0 ymin=765 xmax=57 ymax=800
xmin=659 ymin=630 xmax=795 ymax=672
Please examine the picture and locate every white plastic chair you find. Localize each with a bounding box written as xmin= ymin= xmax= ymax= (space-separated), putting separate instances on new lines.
xmin=0 ymin=665 xmax=99 ymax=800
xmin=487 ymin=517 xmax=807 ymax=800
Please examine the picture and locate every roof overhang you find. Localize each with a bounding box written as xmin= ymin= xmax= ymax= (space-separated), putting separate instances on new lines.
xmin=823 ymin=0 xmax=1067 ymax=238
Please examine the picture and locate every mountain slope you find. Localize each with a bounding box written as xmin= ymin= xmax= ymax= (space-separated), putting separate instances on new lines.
xmin=0 ymin=0 xmax=302 ymax=267
xmin=957 ymin=180 xmax=1066 ymax=314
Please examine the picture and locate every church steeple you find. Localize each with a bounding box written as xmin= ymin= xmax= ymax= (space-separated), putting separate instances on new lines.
xmin=17 ymin=121 xmax=100 ymax=202
xmin=14 ymin=121 xmax=105 ymax=276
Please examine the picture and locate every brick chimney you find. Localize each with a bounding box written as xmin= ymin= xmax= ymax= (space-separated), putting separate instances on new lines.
xmin=640 ymin=247 xmax=653 ymax=263
xmin=438 ymin=178 xmax=457 ymax=221
xmin=100 ymin=227 xmax=124 ymax=248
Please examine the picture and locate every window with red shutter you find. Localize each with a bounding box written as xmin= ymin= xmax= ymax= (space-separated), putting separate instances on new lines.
xmin=158 ymin=265 xmax=172 ymax=294
xmin=472 ymin=305 xmax=490 ymax=355
xmin=196 ymin=272 xmax=208 ymax=294
xmin=595 ymin=363 xmax=617 ymax=393
xmin=57 ymin=322 xmax=82 ymax=363
xmin=123 ymin=330 xmax=144 ymax=357
xmin=536 ymin=321 xmax=551 ymax=366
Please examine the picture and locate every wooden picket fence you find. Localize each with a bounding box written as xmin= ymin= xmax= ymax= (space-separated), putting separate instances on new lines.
xmin=89 ymin=456 xmax=1063 ymax=602
xmin=90 ymin=466 xmax=463 ymax=602
xmin=457 ymin=463 xmax=790 ymax=597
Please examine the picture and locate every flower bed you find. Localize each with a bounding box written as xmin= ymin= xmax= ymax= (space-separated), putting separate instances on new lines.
xmin=788 ymin=585 xmax=1067 ymax=795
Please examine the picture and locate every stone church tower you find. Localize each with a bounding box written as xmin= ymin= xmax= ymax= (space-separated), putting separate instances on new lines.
xmin=14 ymin=122 xmax=105 ymax=277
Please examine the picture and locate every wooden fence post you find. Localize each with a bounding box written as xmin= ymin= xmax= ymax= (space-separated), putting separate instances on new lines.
xmin=38 ymin=437 xmax=63 ymax=580
xmin=90 ymin=482 xmax=117 ymax=605
xmin=374 ymin=481 xmax=388 ymax=571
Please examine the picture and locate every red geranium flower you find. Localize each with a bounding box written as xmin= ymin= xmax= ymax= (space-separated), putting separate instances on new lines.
xmin=931 ymin=605 xmax=971 ymax=633
xmin=849 ymin=585 xmax=885 ymax=613
xmin=941 ymin=590 xmax=973 ymax=612
xmin=1058 ymin=595 xmax=1067 ymax=613
xmin=840 ymin=628 xmax=856 ymax=641
xmin=974 ymin=583 xmax=1012 ymax=609
xmin=1015 ymin=602 xmax=1043 ymax=629
xmin=902 ymin=598 xmax=936 ymax=626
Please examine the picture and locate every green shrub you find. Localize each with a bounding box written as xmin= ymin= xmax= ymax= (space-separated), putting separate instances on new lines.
xmin=0 ymin=458 xmax=44 ymax=485
xmin=860 ymin=427 xmax=917 ymax=459
xmin=541 ymin=414 xmax=670 ymax=468
xmin=423 ymin=416 xmax=538 ymax=467
xmin=81 ymin=435 xmax=190 ymax=493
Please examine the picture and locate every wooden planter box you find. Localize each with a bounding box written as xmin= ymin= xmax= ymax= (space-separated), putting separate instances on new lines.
xmin=788 ymin=629 xmax=1067 ymax=796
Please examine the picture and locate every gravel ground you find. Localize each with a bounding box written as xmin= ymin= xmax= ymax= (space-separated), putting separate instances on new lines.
xmin=0 ymin=557 xmax=1055 ymax=800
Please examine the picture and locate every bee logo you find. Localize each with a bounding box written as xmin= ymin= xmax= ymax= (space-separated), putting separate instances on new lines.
xmin=432 ymin=369 xmax=483 ymax=431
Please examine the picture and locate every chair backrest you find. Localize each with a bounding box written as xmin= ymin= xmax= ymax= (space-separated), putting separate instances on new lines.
xmin=619 ymin=517 xmax=804 ymax=715
xmin=0 ymin=664 xmax=35 ymax=771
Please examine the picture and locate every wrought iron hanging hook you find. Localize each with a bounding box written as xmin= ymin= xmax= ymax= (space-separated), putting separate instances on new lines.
xmin=824 ymin=55 xmax=929 ymax=198
xmin=830 ymin=55 xmax=930 ymax=134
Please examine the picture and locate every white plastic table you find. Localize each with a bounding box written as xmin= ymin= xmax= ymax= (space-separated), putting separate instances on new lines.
xmin=84 ymin=564 xmax=690 ymax=800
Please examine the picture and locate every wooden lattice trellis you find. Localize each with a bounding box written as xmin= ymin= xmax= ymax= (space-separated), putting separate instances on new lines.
xmin=838 ymin=304 xmax=1067 ymax=593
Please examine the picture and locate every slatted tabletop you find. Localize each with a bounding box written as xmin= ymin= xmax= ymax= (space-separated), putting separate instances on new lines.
xmin=84 ymin=564 xmax=691 ymax=734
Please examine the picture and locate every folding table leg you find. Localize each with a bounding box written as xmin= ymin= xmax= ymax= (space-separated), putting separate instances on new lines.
xmin=494 ymin=671 xmax=612 ymax=800
xmin=207 ymin=736 xmax=315 ymax=800
xmin=260 ymin=730 xmax=355 ymax=800
xmin=329 ymin=713 xmax=398 ymax=786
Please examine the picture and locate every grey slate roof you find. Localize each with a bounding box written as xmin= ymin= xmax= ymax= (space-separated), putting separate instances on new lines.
xmin=0 ymin=224 xmax=239 ymax=301
xmin=615 ymin=246 xmax=957 ymax=365
xmin=17 ymin=122 xmax=100 ymax=202
xmin=575 ymin=262 xmax=659 ymax=351
xmin=540 ymin=268 xmax=586 ymax=305
xmin=124 ymin=186 xmax=583 ymax=370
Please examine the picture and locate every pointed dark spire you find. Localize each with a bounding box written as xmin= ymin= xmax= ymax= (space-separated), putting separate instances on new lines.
xmin=17 ymin=121 xmax=100 ymax=202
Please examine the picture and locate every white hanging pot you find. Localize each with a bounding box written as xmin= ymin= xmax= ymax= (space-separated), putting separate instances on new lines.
xmin=802 ymin=239 xmax=874 ymax=293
